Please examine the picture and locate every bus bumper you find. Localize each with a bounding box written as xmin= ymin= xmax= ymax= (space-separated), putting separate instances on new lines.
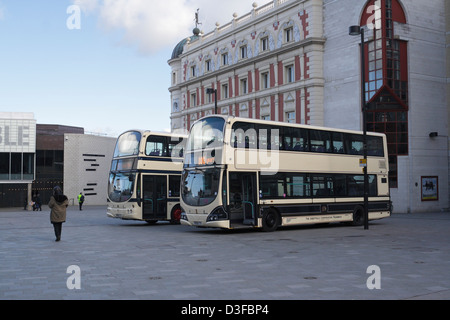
xmin=180 ymin=213 xmax=230 ymax=229
xmin=368 ymin=210 xmax=391 ymax=220
xmin=106 ymin=206 xmax=138 ymax=220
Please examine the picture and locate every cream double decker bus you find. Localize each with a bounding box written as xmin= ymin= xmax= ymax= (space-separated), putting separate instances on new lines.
xmin=107 ymin=130 xmax=186 ymax=224
xmin=180 ymin=115 xmax=390 ymax=231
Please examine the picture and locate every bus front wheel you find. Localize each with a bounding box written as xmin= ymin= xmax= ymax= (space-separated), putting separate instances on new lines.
xmin=262 ymin=209 xmax=279 ymax=232
xmin=170 ymin=206 xmax=182 ymax=224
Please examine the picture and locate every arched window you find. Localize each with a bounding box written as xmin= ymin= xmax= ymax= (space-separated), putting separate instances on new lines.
xmin=360 ymin=0 xmax=407 ymax=188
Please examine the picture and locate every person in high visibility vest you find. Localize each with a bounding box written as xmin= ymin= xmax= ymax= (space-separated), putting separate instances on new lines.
xmin=77 ymin=192 xmax=85 ymax=211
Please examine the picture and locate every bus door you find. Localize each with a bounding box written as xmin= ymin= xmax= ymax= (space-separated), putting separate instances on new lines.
xmin=142 ymin=175 xmax=167 ymax=220
xmin=229 ymin=172 xmax=257 ymax=226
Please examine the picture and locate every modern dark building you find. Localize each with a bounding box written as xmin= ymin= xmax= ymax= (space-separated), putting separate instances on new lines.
xmin=33 ymin=124 xmax=84 ymax=205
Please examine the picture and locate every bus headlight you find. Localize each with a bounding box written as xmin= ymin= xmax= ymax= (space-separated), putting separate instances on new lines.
xmin=207 ymin=206 xmax=228 ymax=222
xmin=181 ymin=211 xmax=188 ymax=221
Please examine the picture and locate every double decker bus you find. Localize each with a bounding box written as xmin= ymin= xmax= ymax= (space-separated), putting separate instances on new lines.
xmin=107 ymin=130 xmax=186 ymax=224
xmin=180 ymin=115 xmax=390 ymax=231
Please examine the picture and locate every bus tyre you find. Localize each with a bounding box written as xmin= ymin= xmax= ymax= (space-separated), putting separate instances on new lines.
xmin=352 ymin=206 xmax=365 ymax=226
xmin=262 ymin=209 xmax=279 ymax=232
xmin=170 ymin=206 xmax=182 ymax=225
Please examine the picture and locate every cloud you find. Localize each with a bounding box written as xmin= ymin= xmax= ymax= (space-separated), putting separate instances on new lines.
xmin=73 ymin=0 xmax=257 ymax=55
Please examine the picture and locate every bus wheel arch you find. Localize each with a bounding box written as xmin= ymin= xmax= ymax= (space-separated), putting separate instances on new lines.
xmin=352 ymin=205 xmax=365 ymax=226
xmin=261 ymin=208 xmax=280 ymax=232
xmin=170 ymin=205 xmax=182 ymax=224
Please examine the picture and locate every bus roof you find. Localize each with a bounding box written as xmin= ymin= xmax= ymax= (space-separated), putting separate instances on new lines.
xmin=191 ymin=115 xmax=386 ymax=138
xmin=119 ymin=129 xmax=187 ymax=138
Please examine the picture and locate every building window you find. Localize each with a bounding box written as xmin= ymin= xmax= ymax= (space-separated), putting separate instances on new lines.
xmin=240 ymin=104 xmax=248 ymax=118
xmin=205 ymin=59 xmax=212 ymax=72
xmin=172 ymin=72 xmax=176 ymax=85
xmin=190 ymin=92 xmax=197 ymax=107
xmin=261 ymin=72 xmax=269 ymax=89
xmin=261 ymin=114 xmax=270 ymax=121
xmin=206 ymin=90 xmax=212 ymax=103
xmin=222 ymin=84 xmax=228 ymax=99
xmin=286 ymin=112 xmax=295 ymax=123
xmin=285 ymin=65 xmax=294 ymax=83
xmin=222 ymin=53 xmax=228 ymax=66
xmin=240 ymin=46 xmax=247 ymax=59
xmin=240 ymin=78 xmax=247 ymax=95
xmin=0 ymin=152 xmax=35 ymax=181
xmin=191 ymin=66 xmax=196 ymax=77
xmin=284 ymin=27 xmax=293 ymax=43
xmin=261 ymin=37 xmax=269 ymax=51
xmin=361 ymin=0 xmax=408 ymax=188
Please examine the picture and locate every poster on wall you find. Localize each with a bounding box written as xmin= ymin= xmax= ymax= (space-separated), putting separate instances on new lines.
xmin=421 ymin=176 xmax=438 ymax=201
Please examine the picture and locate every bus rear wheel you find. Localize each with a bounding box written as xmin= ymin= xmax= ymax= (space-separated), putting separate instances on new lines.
xmin=352 ymin=206 xmax=365 ymax=226
xmin=262 ymin=209 xmax=279 ymax=232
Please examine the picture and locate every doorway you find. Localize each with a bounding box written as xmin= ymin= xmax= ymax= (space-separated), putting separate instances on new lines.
xmin=229 ymin=172 xmax=257 ymax=226
xmin=142 ymin=175 xmax=167 ymax=220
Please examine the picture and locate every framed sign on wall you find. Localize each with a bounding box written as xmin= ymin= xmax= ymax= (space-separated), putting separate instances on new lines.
xmin=421 ymin=176 xmax=438 ymax=201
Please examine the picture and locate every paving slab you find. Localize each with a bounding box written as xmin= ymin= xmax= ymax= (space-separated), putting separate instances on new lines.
xmin=1 ymin=206 xmax=450 ymax=301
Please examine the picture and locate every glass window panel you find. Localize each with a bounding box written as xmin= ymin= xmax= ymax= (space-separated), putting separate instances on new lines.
xmin=23 ymin=153 xmax=34 ymax=180
xmin=376 ymin=59 xmax=383 ymax=69
xmin=11 ymin=153 xmax=22 ymax=180
xmin=374 ymin=123 xmax=385 ymax=132
xmin=398 ymin=112 xmax=407 ymax=121
xmin=0 ymin=153 xmax=9 ymax=180
xmin=286 ymin=174 xmax=310 ymax=197
xmin=376 ymin=40 xmax=382 ymax=49
xmin=387 ymin=112 xmax=396 ymax=121
xmin=169 ymin=175 xmax=181 ymax=197
xmin=386 ymin=123 xmax=396 ymax=132
xmin=376 ymin=70 xmax=383 ymax=80
xmin=376 ymin=49 xmax=382 ymax=59
xmin=398 ymin=123 xmax=408 ymax=132
xmin=398 ymin=144 xmax=408 ymax=154
xmin=367 ymin=136 xmax=384 ymax=156
xmin=375 ymin=30 xmax=382 ymax=39
xmin=398 ymin=133 xmax=408 ymax=143
xmin=376 ymin=80 xmax=383 ymax=89
xmin=388 ymin=144 xmax=396 ymax=154
xmin=146 ymin=136 xmax=166 ymax=156
xmin=291 ymin=128 xmax=308 ymax=151
xmin=332 ymin=132 xmax=345 ymax=153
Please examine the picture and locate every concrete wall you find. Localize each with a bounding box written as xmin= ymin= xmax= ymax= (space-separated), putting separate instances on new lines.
xmin=63 ymin=134 xmax=116 ymax=206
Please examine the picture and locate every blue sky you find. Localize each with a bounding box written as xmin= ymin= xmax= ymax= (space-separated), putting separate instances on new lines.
xmin=0 ymin=0 xmax=256 ymax=137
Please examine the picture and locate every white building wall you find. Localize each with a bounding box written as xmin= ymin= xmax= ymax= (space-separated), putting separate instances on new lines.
xmin=323 ymin=0 xmax=448 ymax=212
xmin=63 ymin=134 xmax=116 ymax=206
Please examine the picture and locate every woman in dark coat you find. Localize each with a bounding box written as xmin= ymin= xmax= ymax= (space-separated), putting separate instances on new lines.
xmin=48 ymin=186 xmax=68 ymax=241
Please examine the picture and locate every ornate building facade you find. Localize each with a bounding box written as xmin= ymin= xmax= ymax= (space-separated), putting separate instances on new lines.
xmin=168 ymin=0 xmax=449 ymax=213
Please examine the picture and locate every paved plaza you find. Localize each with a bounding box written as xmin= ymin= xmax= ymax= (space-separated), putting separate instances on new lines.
xmin=1 ymin=205 xmax=449 ymax=301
